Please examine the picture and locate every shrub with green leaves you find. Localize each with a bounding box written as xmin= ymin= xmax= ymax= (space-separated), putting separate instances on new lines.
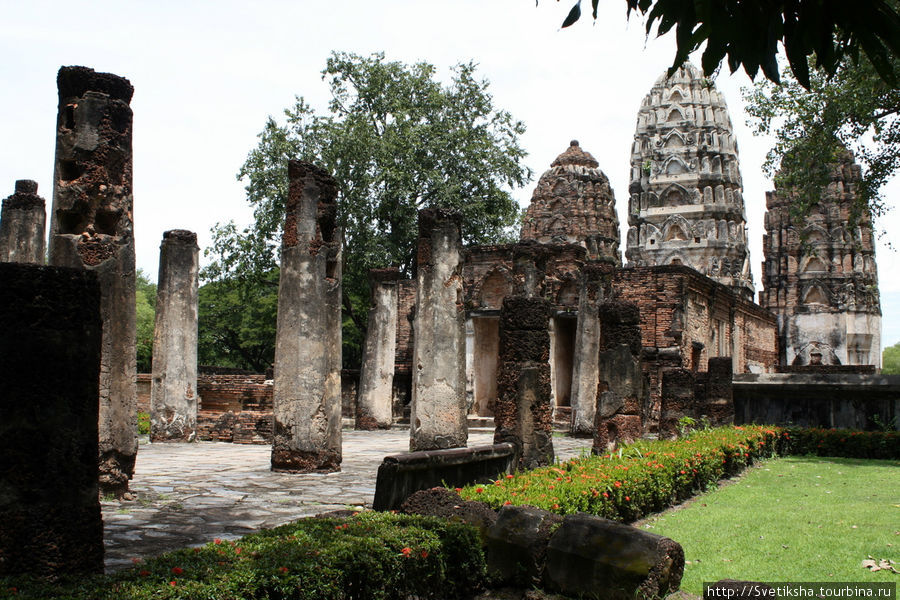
xmin=458 ymin=426 xmax=780 ymax=521
xmin=0 ymin=513 xmax=485 ymax=600
xmin=776 ymin=427 xmax=899 ymax=459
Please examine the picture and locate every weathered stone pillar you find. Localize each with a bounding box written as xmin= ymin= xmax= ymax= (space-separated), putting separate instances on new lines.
xmin=696 ymin=357 xmax=734 ymax=427
xmin=495 ymin=296 xmax=554 ymax=469
xmin=150 ymin=230 xmax=199 ymax=442
xmin=593 ymin=300 xmax=646 ymax=453
xmin=0 ymin=180 xmax=46 ymax=264
xmin=48 ymin=66 xmax=137 ymax=496
xmin=410 ymin=208 xmax=467 ymax=451
xmin=569 ymin=262 xmax=612 ymax=435
xmin=659 ymin=369 xmax=696 ymax=438
xmin=271 ymin=160 xmax=342 ymax=472
xmin=0 ymin=263 xmax=103 ymax=576
xmin=356 ymin=267 xmax=400 ymax=430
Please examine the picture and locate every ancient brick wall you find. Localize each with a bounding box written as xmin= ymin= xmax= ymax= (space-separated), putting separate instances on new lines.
xmin=195 ymin=375 xmax=272 ymax=443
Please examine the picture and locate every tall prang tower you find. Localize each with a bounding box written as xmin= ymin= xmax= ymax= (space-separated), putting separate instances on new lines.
xmin=625 ymin=64 xmax=754 ymax=300
xmin=759 ymin=151 xmax=881 ymax=367
xmin=520 ymin=140 xmax=621 ymax=265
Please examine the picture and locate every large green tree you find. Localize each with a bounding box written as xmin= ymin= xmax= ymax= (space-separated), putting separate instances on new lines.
xmin=136 ymin=269 xmax=156 ymax=373
xmin=883 ymin=342 xmax=900 ymax=374
xmin=743 ymin=54 xmax=900 ymax=220
xmin=203 ymin=51 xmax=531 ymax=370
xmin=550 ymin=0 xmax=900 ymax=89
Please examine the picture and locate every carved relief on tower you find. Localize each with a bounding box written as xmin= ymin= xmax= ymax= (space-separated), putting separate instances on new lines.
xmin=625 ymin=63 xmax=753 ymax=300
xmin=520 ymin=140 xmax=620 ymax=265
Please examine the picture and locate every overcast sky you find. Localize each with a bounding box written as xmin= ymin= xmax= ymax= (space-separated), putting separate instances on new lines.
xmin=2 ymin=0 xmax=897 ymax=347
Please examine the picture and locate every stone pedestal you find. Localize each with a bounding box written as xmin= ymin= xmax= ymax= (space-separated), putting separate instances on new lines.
xmin=150 ymin=230 xmax=199 ymax=442
xmin=410 ymin=208 xmax=467 ymax=451
xmin=0 ymin=180 xmax=46 ymax=264
xmin=48 ymin=66 xmax=137 ymax=496
xmin=356 ymin=268 xmax=400 ymax=430
xmin=0 ymin=263 xmax=103 ymax=576
xmin=271 ymin=160 xmax=342 ymax=472
xmin=494 ymin=295 xmax=554 ymax=470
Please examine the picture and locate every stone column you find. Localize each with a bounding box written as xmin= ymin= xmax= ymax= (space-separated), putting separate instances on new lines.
xmin=593 ymin=300 xmax=646 ymax=453
xmin=356 ymin=267 xmax=400 ymax=430
xmin=0 ymin=263 xmax=103 ymax=576
xmin=48 ymin=66 xmax=137 ymax=497
xmin=569 ymin=262 xmax=612 ymax=435
xmin=410 ymin=208 xmax=467 ymax=451
xmin=271 ymin=160 xmax=342 ymax=472
xmin=659 ymin=369 xmax=696 ymax=439
xmin=0 ymin=180 xmax=46 ymax=264
xmin=150 ymin=230 xmax=199 ymax=442
xmin=494 ymin=296 xmax=554 ymax=470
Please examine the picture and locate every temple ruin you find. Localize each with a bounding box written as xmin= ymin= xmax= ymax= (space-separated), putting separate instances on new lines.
xmin=0 ymin=180 xmax=46 ymax=264
xmin=271 ymin=160 xmax=343 ymax=472
xmin=625 ymin=64 xmax=754 ymax=301
xmin=48 ymin=66 xmax=138 ymax=496
xmin=150 ymin=230 xmax=200 ymax=442
xmin=760 ymin=151 xmax=882 ymax=368
xmin=356 ymin=268 xmax=401 ymax=430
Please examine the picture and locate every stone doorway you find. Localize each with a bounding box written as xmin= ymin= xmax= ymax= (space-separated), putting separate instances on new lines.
xmin=550 ymin=314 xmax=577 ymax=409
xmin=466 ymin=314 xmax=499 ymax=417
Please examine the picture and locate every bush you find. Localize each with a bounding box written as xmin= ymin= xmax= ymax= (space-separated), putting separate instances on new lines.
xmin=458 ymin=426 xmax=779 ymax=522
xmin=776 ymin=427 xmax=899 ymax=459
xmin=0 ymin=513 xmax=486 ymax=600
xmin=137 ymin=411 xmax=150 ymax=436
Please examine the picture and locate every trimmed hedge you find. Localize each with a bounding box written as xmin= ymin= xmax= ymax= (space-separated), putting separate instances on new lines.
xmin=776 ymin=427 xmax=899 ymax=459
xmin=0 ymin=513 xmax=485 ymax=600
xmin=459 ymin=426 xmax=779 ymax=521
xmin=458 ymin=426 xmax=898 ymax=521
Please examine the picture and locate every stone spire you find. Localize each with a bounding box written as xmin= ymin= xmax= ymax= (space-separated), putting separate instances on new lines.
xmin=520 ymin=140 xmax=620 ymax=264
xmin=759 ymin=150 xmax=881 ymax=367
xmin=625 ymin=64 xmax=754 ymax=300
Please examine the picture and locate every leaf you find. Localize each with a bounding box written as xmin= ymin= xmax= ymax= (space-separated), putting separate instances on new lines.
xmin=561 ymin=0 xmax=581 ymax=28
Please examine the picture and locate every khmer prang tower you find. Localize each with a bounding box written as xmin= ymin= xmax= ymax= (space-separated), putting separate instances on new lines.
xmin=759 ymin=151 xmax=881 ymax=367
xmin=520 ymin=140 xmax=621 ymax=264
xmin=625 ymin=65 xmax=754 ymax=300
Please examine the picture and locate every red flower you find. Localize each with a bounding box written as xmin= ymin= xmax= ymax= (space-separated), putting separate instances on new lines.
xmin=401 ymin=547 xmax=412 ymax=556
xmin=503 ymin=500 xmax=512 ymax=505
xmin=139 ymin=570 xmax=150 ymax=577
xmin=420 ymin=550 xmax=429 ymax=558
xmin=614 ymin=481 xmax=622 ymax=488
xmin=475 ymin=487 xmax=484 ymax=493
xmin=454 ymin=487 xmax=462 ymax=492
xmin=279 ymin=566 xmax=289 ymax=573
xmin=506 ymin=474 xmax=514 ymax=479
xmin=235 ymin=547 xmax=242 ymax=555
xmin=214 ymin=538 xmax=222 ymax=545
xmin=171 ymin=567 xmax=184 ymax=575
xmin=169 ymin=581 xmax=177 ymax=587
xmin=625 ymin=496 xmax=631 ymax=501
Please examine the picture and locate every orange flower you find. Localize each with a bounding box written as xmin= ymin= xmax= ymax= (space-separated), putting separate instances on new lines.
xmin=401 ymin=547 xmax=412 ymax=556
xmin=475 ymin=487 xmax=484 ymax=493
xmin=214 ymin=538 xmax=222 ymax=545
xmin=420 ymin=550 xmax=429 ymax=558
xmin=614 ymin=481 xmax=622 ymax=488
xmin=169 ymin=581 xmax=177 ymax=587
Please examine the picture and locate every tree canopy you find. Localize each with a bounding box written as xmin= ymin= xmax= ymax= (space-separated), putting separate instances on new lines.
xmin=883 ymin=342 xmax=900 ymax=374
xmin=743 ymin=53 xmax=900 ymax=220
xmin=549 ymin=0 xmax=900 ymax=89
xmin=202 ymin=51 xmax=532 ymax=370
xmin=136 ymin=269 xmax=156 ymax=373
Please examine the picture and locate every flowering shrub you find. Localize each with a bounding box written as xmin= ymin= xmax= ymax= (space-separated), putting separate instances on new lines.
xmin=776 ymin=427 xmax=899 ymax=459
xmin=459 ymin=426 xmax=780 ymax=521
xmin=0 ymin=513 xmax=485 ymax=600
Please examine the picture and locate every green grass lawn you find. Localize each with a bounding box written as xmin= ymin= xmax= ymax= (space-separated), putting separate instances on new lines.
xmin=639 ymin=456 xmax=900 ymax=594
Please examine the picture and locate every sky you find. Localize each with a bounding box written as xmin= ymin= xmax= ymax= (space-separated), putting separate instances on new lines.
xmin=1 ymin=0 xmax=898 ymax=347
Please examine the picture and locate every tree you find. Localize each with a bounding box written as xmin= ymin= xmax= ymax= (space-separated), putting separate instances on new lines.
xmin=743 ymin=54 xmax=900 ymax=220
xmin=197 ymin=273 xmax=278 ymax=372
xmin=205 ymin=51 xmax=532 ymax=368
xmin=549 ymin=0 xmax=900 ymax=89
xmin=135 ymin=269 xmax=156 ymax=373
xmin=883 ymin=342 xmax=900 ymax=374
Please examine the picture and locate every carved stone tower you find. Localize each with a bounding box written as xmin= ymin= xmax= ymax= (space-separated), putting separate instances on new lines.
xmin=759 ymin=151 xmax=881 ymax=367
xmin=625 ymin=64 xmax=754 ymax=300
xmin=520 ymin=140 xmax=620 ymax=264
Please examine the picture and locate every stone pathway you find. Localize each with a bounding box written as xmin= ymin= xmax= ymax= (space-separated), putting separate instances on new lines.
xmin=102 ymin=429 xmax=592 ymax=571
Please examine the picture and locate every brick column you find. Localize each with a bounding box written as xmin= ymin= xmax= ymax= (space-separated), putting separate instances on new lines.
xmin=48 ymin=66 xmax=137 ymax=496
xmin=356 ymin=268 xmax=400 ymax=430
xmin=410 ymin=208 xmax=467 ymax=451
xmin=495 ymin=296 xmax=554 ymax=469
xmin=150 ymin=230 xmax=200 ymax=442
xmin=271 ymin=160 xmax=342 ymax=472
xmin=0 ymin=180 xmax=46 ymax=264
xmin=0 ymin=263 xmax=103 ymax=575
xmin=570 ymin=262 xmax=613 ymax=434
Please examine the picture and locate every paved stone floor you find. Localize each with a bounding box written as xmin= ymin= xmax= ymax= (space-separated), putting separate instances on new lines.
xmin=102 ymin=429 xmax=592 ymax=571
